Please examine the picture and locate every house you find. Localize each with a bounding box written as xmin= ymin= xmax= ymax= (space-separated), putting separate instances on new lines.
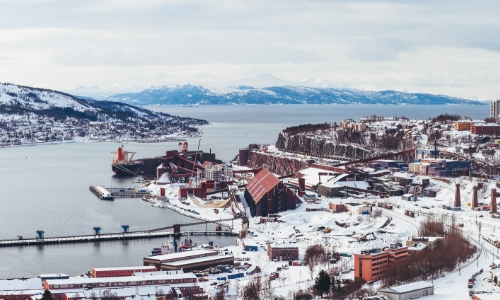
xmin=377 ymin=281 xmax=434 ymax=300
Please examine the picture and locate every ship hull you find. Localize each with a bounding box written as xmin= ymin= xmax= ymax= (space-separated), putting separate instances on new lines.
xmin=112 ymin=162 xmax=143 ymax=176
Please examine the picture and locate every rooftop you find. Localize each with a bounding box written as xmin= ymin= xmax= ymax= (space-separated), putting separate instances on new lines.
xmin=144 ymin=249 xmax=218 ymax=261
xmin=161 ymin=255 xmax=234 ymax=267
xmin=93 ymin=266 xmax=156 ymax=272
xmin=379 ymin=281 xmax=433 ymax=294
xmin=45 ymin=273 xmax=197 ymax=285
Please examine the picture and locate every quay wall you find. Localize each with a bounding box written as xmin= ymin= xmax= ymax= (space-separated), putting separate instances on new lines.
xmin=246 ymin=151 xmax=309 ymax=176
xmin=275 ymin=132 xmax=375 ymax=160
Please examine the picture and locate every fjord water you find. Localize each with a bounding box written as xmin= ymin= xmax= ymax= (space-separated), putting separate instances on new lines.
xmin=0 ymin=105 xmax=487 ymax=278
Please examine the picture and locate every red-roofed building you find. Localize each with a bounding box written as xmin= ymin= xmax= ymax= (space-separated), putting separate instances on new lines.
xmin=244 ymin=168 xmax=300 ymax=216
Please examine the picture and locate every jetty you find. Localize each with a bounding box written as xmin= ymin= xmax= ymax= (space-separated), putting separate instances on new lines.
xmin=0 ymin=218 xmax=237 ymax=248
xmin=89 ymin=185 xmax=150 ymax=200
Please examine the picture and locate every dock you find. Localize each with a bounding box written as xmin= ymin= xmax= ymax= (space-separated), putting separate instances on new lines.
xmin=0 ymin=218 xmax=238 ymax=248
xmin=0 ymin=230 xmax=237 ymax=247
xmin=89 ymin=185 xmax=150 ymax=200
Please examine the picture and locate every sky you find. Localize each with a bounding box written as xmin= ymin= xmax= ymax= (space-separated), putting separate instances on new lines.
xmin=0 ymin=0 xmax=499 ymax=100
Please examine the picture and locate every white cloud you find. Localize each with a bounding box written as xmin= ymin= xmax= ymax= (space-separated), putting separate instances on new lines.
xmin=0 ymin=0 xmax=499 ymax=100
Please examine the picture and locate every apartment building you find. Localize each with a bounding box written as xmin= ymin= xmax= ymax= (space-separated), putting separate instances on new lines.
xmin=354 ymin=246 xmax=409 ymax=282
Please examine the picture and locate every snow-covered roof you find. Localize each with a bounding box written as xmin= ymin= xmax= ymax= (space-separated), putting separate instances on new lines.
xmin=45 ymin=273 xmax=197 ymax=285
xmin=471 ymin=294 xmax=500 ymax=300
xmin=145 ymin=249 xmax=218 ymax=261
xmin=0 ymin=278 xmax=42 ymax=291
xmin=407 ymin=242 xmax=427 ymax=251
xmin=379 ymin=281 xmax=433 ymax=294
xmin=92 ymin=266 xmax=156 ymax=271
xmin=161 ymin=255 xmax=234 ymax=267
xmin=336 ymin=181 xmax=370 ymax=190
xmin=269 ymin=243 xmax=298 ymax=249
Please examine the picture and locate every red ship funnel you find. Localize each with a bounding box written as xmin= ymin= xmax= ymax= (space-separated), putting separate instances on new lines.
xmin=118 ymin=147 xmax=123 ymax=161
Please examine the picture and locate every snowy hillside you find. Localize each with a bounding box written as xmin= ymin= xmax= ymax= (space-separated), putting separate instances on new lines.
xmin=0 ymin=83 xmax=97 ymax=113
xmin=0 ymin=82 xmax=207 ymax=124
xmin=106 ymin=84 xmax=486 ymax=106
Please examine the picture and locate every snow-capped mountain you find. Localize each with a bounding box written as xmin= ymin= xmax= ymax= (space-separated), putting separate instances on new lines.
xmin=106 ymin=84 xmax=486 ymax=106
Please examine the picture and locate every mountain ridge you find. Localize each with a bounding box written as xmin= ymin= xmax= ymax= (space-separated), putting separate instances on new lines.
xmin=104 ymin=84 xmax=487 ymax=106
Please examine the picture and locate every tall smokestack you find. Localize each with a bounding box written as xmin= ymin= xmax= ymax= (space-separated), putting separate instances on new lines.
xmin=454 ymin=183 xmax=461 ymax=208
xmin=491 ymin=188 xmax=497 ymax=213
xmin=472 ymin=186 xmax=478 ymax=209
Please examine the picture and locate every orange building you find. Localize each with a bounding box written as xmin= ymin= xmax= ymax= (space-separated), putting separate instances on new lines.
xmin=471 ymin=124 xmax=500 ymax=135
xmin=455 ymin=121 xmax=474 ymax=131
xmin=354 ymin=246 xmax=408 ymax=282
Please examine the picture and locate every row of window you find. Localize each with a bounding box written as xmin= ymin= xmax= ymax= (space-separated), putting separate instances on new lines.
xmin=49 ymin=278 xmax=195 ymax=289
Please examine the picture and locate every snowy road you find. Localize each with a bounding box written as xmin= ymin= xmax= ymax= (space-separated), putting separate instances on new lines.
xmin=381 ymin=209 xmax=420 ymax=236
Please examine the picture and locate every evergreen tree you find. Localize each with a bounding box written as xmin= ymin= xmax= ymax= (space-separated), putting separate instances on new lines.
xmin=313 ymin=269 xmax=331 ymax=297
xmin=41 ymin=289 xmax=54 ymax=300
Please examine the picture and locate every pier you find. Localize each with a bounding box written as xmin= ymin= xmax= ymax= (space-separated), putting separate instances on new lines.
xmin=0 ymin=218 xmax=237 ymax=248
xmin=89 ymin=185 xmax=151 ymax=200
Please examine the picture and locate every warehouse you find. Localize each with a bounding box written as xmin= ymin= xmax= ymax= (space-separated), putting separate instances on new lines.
xmin=143 ymin=250 xmax=219 ymax=269
xmin=344 ymin=202 xmax=371 ymax=214
xmin=92 ymin=266 xmax=157 ymax=278
xmin=160 ymin=255 xmax=234 ymax=272
xmin=377 ymin=281 xmax=434 ymax=300
xmin=267 ymin=244 xmax=299 ymax=261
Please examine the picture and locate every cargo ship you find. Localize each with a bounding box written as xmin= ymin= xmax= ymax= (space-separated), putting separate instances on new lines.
xmin=111 ymin=145 xmax=143 ymax=176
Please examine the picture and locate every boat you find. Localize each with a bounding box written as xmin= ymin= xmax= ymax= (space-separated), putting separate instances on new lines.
xmin=179 ymin=236 xmax=197 ymax=251
xmin=111 ymin=145 xmax=144 ymax=176
xmin=150 ymin=237 xmax=176 ymax=256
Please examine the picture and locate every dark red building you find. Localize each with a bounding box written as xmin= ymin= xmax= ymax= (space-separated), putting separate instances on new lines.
xmin=244 ymin=168 xmax=300 ymax=216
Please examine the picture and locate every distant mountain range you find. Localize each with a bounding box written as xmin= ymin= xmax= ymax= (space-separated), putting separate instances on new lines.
xmin=105 ymin=84 xmax=486 ymax=106
xmin=0 ymin=82 xmax=207 ymax=125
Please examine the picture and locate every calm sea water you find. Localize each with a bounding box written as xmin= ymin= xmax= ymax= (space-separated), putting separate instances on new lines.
xmin=0 ymin=105 xmax=487 ymax=278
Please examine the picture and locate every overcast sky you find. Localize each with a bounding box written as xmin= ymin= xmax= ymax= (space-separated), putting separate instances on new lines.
xmin=0 ymin=0 xmax=499 ymax=100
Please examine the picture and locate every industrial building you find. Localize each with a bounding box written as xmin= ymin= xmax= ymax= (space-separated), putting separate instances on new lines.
xmin=143 ymin=249 xmax=219 ymax=269
xmin=244 ymin=168 xmax=300 ymax=217
xmin=377 ymin=281 xmax=434 ymax=300
xmin=369 ymin=160 xmax=408 ymax=170
xmin=160 ymin=254 xmax=234 ymax=272
xmin=409 ymin=159 xmax=471 ymax=177
xmin=354 ymin=246 xmax=409 ymax=282
xmin=91 ymin=266 xmax=157 ymax=278
xmin=267 ymin=244 xmax=299 ymax=261
xmin=344 ymin=202 xmax=372 ymax=214
xmin=43 ymin=273 xmax=198 ymax=290
xmin=405 ymin=237 xmax=442 ymax=251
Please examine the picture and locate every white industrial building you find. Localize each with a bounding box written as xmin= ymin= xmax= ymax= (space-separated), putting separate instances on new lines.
xmin=377 ymin=281 xmax=434 ymax=300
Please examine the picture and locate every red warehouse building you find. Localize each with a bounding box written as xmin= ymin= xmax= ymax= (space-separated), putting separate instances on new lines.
xmin=91 ymin=266 xmax=157 ymax=278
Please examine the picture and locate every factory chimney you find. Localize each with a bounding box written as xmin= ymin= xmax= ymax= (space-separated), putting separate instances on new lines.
xmin=454 ymin=183 xmax=461 ymax=208
xmin=491 ymin=188 xmax=497 ymax=213
xmin=471 ymin=186 xmax=478 ymax=209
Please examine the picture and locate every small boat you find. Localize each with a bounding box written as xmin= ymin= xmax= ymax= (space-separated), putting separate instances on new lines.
xmin=180 ymin=236 xmax=197 ymax=251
